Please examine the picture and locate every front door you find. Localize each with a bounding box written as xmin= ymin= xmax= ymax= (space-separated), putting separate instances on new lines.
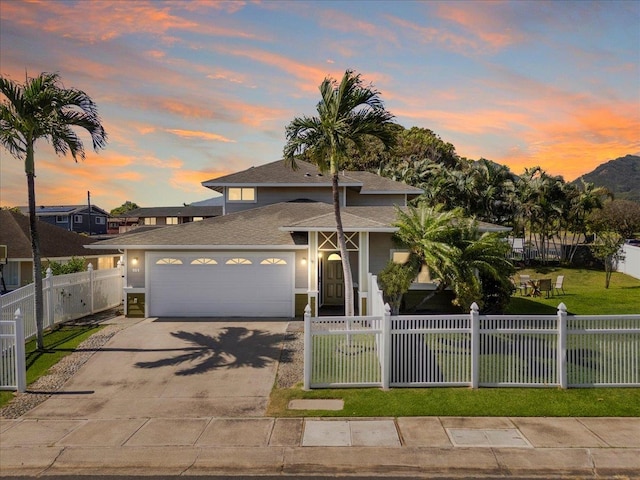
xmin=323 ymin=255 xmax=344 ymax=306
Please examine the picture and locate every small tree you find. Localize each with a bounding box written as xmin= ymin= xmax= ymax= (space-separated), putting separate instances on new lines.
xmin=110 ymin=201 xmax=139 ymax=216
xmin=377 ymin=260 xmax=418 ymax=315
xmin=43 ymin=257 xmax=86 ymax=276
xmin=589 ymin=231 xmax=625 ymax=288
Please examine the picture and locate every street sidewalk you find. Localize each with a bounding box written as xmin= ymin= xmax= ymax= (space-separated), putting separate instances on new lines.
xmin=1 ymin=415 xmax=638 ymax=478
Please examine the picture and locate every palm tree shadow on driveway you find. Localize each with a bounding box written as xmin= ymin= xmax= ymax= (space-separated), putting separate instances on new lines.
xmin=134 ymin=327 xmax=290 ymax=376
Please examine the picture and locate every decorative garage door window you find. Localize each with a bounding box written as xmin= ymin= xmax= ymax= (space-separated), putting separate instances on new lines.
xmin=190 ymin=258 xmax=217 ymax=264
xmin=226 ymin=257 xmax=252 ymax=265
xmin=155 ymin=258 xmax=183 ymax=264
xmin=260 ymin=258 xmax=287 ymax=265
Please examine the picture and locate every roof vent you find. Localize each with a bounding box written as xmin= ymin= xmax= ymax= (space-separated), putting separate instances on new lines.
xmin=304 ymin=173 xmax=311 ymax=177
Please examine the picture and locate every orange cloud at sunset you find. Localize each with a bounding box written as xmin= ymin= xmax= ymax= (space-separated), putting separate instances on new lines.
xmin=166 ymin=129 xmax=236 ymax=143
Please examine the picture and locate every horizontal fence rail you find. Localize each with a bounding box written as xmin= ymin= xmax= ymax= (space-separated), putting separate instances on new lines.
xmin=303 ymin=275 xmax=640 ymax=390
xmin=0 ymin=264 xmax=123 ymax=391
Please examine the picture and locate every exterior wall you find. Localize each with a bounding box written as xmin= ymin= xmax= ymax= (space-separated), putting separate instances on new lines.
xmin=346 ymin=190 xmax=406 ymax=207
xmin=224 ymin=186 xmax=336 ymax=214
xmin=126 ymin=249 xmax=146 ymax=287
xmin=369 ymin=232 xmax=395 ymax=275
xmin=295 ymin=250 xmax=308 ymax=289
xmin=20 ymin=262 xmax=32 ymax=286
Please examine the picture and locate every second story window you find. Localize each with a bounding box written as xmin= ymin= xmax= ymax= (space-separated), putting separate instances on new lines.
xmin=227 ymin=187 xmax=256 ymax=202
xmin=74 ymin=214 xmax=83 ymax=223
xmin=95 ymin=216 xmax=106 ymax=225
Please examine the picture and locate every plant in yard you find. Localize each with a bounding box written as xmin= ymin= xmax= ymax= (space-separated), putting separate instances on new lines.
xmin=43 ymin=256 xmax=86 ymax=276
xmin=589 ymin=231 xmax=626 ymax=288
xmin=283 ymin=69 xmax=395 ymax=315
xmin=394 ymin=203 xmax=513 ymax=311
xmin=0 ymin=72 xmax=107 ymax=349
xmin=377 ymin=259 xmax=419 ymax=315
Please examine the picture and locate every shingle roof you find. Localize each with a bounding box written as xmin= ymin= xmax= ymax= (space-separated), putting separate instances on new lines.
xmin=0 ymin=210 xmax=118 ymax=259
xmin=202 ymin=159 xmax=423 ymax=194
xmin=122 ymin=206 xmax=222 ymax=218
xmin=89 ymin=202 xmax=336 ymax=249
xmin=16 ymin=205 xmax=109 ymax=217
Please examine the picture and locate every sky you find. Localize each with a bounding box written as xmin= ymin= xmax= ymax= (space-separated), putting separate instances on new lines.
xmin=0 ymin=0 xmax=638 ymax=212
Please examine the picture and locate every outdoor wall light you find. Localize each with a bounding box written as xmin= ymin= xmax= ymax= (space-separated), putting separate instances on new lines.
xmin=132 ymin=257 xmax=138 ymax=266
xmin=301 ymin=257 xmax=307 ymax=265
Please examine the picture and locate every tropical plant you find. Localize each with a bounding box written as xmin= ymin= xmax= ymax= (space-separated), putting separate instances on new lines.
xmin=283 ymin=69 xmax=395 ymax=316
xmin=0 ymin=72 xmax=107 ymax=349
xmin=393 ymin=203 xmax=514 ymax=311
xmin=110 ymin=200 xmax=139 ymax=216
xmin=43 ymin=257 xmax=86 ymax=276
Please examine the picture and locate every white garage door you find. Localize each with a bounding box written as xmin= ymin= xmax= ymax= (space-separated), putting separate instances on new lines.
xmin=147 ymin=252 xmax=294 ymax=317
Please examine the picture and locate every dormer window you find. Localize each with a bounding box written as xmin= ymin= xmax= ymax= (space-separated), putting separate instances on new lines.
xmin=227 ymin=187 xmax=256 ymax=202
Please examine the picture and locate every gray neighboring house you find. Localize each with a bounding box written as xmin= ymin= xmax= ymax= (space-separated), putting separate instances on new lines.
xmin=123 ymin=204 xmax=222 ymax=227
xmin=88 ymin=159 xmax=508 ymax=318
xmin=18 ymin=205 xmax=109 ymax=235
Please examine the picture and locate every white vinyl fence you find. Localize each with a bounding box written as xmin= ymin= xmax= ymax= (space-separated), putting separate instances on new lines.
xmin=617 ymin=243 xmax=640 ymax=280
xmin=0 ymin=263 xmax=123 ymax=391
xmin=303 ymin=274 xmax=640 ymax=390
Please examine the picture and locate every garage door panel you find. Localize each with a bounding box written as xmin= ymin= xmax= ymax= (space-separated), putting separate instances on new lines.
xmin=148 ymin=252 xmax=294 ymax=317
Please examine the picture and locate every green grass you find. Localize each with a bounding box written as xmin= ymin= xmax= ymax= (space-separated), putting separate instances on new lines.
xmin=0 ymin=324 xmax=103 ymax=408
xmin=269 ymin=267 xmax=640 ymax=417
xmin=267 ymin=386 xmax=640 ymax=417
xmin=507 ymin=267 xmax=640 ymax=315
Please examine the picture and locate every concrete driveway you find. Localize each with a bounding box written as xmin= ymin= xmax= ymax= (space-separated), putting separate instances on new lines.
xmin=23 ymin=317 xmax=289 ymax=420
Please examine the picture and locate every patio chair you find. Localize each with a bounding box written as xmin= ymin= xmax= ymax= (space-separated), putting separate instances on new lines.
xmin=517 ymin=274 xmax=530 ymax=295
xmin=538 ymin=278 xmax=552 ymax=298
xmin=554 ymin=275 xmax=565 ymax=295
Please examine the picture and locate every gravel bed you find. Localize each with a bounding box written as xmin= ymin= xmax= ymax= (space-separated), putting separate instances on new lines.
xmin=276 ymin=330 xmax=304 ymax=389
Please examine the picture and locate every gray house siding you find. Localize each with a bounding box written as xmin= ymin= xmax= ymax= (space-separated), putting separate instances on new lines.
xmin=224 ymin=186 xmax=338 ymax=214
xmin=369 ymin=232 xmax=395 ymax=275
xmin=346 ymin=190 xmax=406 ymax=207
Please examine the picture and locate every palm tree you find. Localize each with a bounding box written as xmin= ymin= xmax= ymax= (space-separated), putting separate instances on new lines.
xmin=0 ymin=72 xmax=107 ymax=349
xmin=283 ymin=70 xmax=395 ymax=316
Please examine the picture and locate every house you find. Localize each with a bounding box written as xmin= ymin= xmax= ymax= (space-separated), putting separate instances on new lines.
xmin=0 ymin=210 xmax=121 ymax=292
xmin=122 ymin=204 xmax=222 ymax=228
xmin=17 ymin=205 xmax=109 ymax=235
xmin=88 ymin=159 xmax=508 ymax=318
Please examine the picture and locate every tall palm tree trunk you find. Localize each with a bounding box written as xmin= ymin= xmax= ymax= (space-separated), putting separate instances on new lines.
xmin=332 ymin=173 xmax=354 ymax=316
xmin=26 ymin=142 xmax=44 ymax=349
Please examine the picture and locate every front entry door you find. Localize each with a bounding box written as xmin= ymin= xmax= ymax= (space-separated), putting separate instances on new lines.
xmin=323 ymin=256 xmax=344 ymax=305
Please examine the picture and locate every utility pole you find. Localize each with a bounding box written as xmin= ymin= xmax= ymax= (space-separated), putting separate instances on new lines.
xmin=87 ymin=190 xmax=92 ymax=236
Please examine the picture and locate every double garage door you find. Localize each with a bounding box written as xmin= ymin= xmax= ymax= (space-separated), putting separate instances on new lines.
xmin=147 ymin=252 xmax=294 ymax=317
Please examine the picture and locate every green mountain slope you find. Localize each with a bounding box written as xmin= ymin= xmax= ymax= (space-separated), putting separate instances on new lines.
xmin=574 ymin=154 xmax=640 ymax=203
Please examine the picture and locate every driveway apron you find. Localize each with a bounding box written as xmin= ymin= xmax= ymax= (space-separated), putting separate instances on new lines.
xmin=23 ymin=317 xmax=289 ymax=419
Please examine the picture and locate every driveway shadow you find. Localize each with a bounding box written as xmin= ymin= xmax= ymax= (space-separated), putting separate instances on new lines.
xmin=134 ymin=327 xmax=290 ymax=376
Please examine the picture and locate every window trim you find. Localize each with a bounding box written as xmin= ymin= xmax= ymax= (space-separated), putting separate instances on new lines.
xmin=95 ymin=216 xmax=106 ymax=225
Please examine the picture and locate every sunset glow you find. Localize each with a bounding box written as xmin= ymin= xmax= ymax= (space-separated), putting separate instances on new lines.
xmin=1 ymin=0 xmax=638 ymax=211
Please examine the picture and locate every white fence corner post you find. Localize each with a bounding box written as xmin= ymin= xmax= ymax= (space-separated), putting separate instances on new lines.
xmin=303 ymin=304 xmax=312 ymax=391
xmin=470 ymin=302 xmax=480 ymax=389
xmin=45 ymin=267 xmax=54 ymax=329
xmin=382 ymin=302 xmax=391 ymax=390
xmin=87 ymin=263 xmax=95 ymax=313
xmin=557 ymin=302 xmax=568 ymax=389
xmin=14 ymin=308 xmax=26 ymax=392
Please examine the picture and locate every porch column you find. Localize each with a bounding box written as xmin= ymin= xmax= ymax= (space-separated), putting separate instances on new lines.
xmin=308 ymin=231 xmax=319 ymax=317
xmin=358 ymin=231 xmax=369 ymax=316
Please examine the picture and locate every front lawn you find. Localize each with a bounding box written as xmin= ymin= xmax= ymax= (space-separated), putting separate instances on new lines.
xmin=269 ymin=268 xmax=640 ymax=417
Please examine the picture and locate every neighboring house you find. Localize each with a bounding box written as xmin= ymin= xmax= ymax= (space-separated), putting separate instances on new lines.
xmin=123 ymin=204 xmax=222 ymax=227
xmin=0 ymin=210 xmax=121 ymax=291
xmin=107 ymin=216 xmax=139 ymax=235
xmin=88 ymin=159 xmax=508 ymax=318
xmin=17 ymin=205 xmax=109 ymax=235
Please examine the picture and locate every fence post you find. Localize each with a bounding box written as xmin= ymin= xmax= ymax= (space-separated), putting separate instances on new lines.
xmin=557 ymin=302 xmax=568 ymax=389
xmin=303 ymin=304 xmax=312 ymax=391
xmin=87 ymin=263 xmax=95 ymax=313
xmin=381 ymin=303 xmax=391 ymax=390
xmin=14 ymin=308 xmax=26 ymax=392
xmin=45 ymin=267 xmax=54 ymax=329
xmin=470 ymin=302 xmax=480 ymax=389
